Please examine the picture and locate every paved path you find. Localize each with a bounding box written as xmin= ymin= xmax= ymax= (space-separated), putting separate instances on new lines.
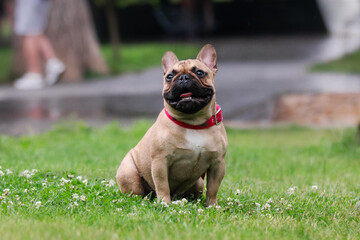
xmin=1 ymin=35 xmax=360 ymax=134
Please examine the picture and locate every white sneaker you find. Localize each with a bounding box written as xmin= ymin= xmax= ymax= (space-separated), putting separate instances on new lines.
xmin=45 ymin=58 xmax=65 ymax=86
xmin=14 ymin=73 xmax=45 ymax=90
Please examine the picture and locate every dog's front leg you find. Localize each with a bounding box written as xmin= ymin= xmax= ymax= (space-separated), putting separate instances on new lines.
xmin=206 ymin=158 xmax=226 ymax=206
xmin=151 ymin=158 xmax=171 ymax=203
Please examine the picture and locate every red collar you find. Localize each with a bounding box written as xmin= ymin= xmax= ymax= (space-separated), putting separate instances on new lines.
xmin=164 ymin=104 xmax=223 ymax=130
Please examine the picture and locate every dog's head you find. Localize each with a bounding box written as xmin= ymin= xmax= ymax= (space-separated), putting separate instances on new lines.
xmin=162 ymin=44 xmax=217 ymax=114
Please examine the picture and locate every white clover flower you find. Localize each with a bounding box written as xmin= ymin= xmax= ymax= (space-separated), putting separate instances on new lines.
xmin=80 ymin=195 xmax=86 ymax=202
xmin=72 ymin=194 xmax=79 ymax=199
xmin=262 ymin=203 xmax=271 ymax=210
xmin=266 ymin=198 xmax=273 ymax=204
xmin=73 ymin=202 xmax=79 ymax=208
xmin=236 ymin=189 xmax=241 ymax=195
xmin=76 ymin=176 xmax=82 ymax=181
xmin=3 ymin=189 xmax=10 ymax=195
xmin=82 ymin=179 xmax=88 ymax=185
xmin=288 ymin=187 xmax=295 ymax=195
xmin=171 ymin=200 xmax=181 ymax=205
xmin=42 ymin=183 xmax=47 ymax=188
xmin=108 ymin=179 xmax=116 ymax=187
xmin=60 ymin=177 xmax=71 ymax=185
xmin=234 ymin=199 xmax=241 ymax=205
xmin=32 ymin=169 xmax=39 ymax=174
xmin=116 ymin=208 xmax=122 ymax=212
xmin=255 ymin=202 xmax=261 ymax=208
xmin=5 ymin=169 xmax=13 ymax=175
xmin=15 ymin=195 xmax=20 ymax=201
xmin=0 ymin=165 xmax=2 ymax=169
xmin=35 ymin=201 xmax=42 ymax=209
xmin=67 ymin=174 xmax=74 ymax=178
xmin=0 ymin=170 xmax=4 ymax=177
xmin=215 ymin=205 xmax=221 ymax=210
xmin=23 ymin=189 xmax=29 ymax=193
xmin=181 ymin=198 xmax=188 ymax=203
xmin=197 ymin=209 xmax=204 ymax=214
xmin=17 ymin=202 xmax=23 ymax=207
xmin=0 ymin=196 xmax=4 ymax=200
xmin=101 ymin=180 xmax=107 ymax=185
xmin=19 ymin=170 xmax=34 ymax=178
xmin=311 ymin=185 xmax=318 ymax=191
xmin=227 ymin=202 xmax=234 ymax=206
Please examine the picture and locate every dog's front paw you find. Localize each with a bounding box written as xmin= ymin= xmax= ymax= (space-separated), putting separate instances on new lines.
xmin=206 ymin=198 xmax=218 ymax=206
xmin=157 ymin=195 xmax=171 ymax=204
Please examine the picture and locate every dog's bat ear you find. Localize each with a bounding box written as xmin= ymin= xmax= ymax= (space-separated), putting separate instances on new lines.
xmin=197 ymin=44 xmax=217 ymax=73
xmin=162 ymin=51 xmax=179 ymax=74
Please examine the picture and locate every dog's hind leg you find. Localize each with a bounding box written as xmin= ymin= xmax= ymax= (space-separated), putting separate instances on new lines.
xmin=181 ymin=177 xmax=204 ymax=199
xmin=116 ymin=152 xmax=147 ymax=196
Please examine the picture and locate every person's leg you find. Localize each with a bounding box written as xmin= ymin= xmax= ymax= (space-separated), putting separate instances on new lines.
xmin=36 ymin=34 xmax=65 ymax=85
xmin=22 ymin=35 xmax=42 ymax=74
xmin=37 ymin=34 xmax=56 ymax=61
xmin=14 ymin=35 xmax=44 ymax=90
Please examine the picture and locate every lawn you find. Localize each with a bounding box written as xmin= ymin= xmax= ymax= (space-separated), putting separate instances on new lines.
xmin=311 ymin=48 xmax=360 ymax=73
xmin=0 ymin=43 xmax=200 ymax=84
xmin=0 ymin=122 xmax=359 ymax=239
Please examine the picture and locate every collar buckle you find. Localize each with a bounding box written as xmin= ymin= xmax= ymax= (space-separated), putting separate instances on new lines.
xmin=214 ymin=107 xmax=222 ymax=126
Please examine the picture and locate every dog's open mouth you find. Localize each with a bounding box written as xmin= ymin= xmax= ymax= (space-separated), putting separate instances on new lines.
xmin=164 ymin=88 xmax=213 ymax=114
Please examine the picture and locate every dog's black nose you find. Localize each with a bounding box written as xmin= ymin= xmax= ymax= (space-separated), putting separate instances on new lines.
xmin=178 ymin=74 xmax=191 ymax=83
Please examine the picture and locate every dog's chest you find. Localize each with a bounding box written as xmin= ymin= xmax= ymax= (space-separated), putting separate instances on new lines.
xmin=185 ymin=130 xmax=206 ymax=155
xmin=168 ymin=129 xmax=219 ymax=181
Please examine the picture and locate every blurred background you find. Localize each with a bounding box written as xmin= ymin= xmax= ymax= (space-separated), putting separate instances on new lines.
xmin=1 ymin=0 xmax=360 ymax=135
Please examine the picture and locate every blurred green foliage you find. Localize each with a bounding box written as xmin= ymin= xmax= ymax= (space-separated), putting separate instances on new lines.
xmin=0 ymin=47 xmax=13 ymax=84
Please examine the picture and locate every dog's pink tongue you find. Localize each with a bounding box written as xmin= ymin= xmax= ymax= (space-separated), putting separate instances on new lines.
xmin=180 ymin=92 xmax=192 ymax=98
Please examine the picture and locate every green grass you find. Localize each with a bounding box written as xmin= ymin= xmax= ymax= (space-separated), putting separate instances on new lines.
xmin=0 ymin=43 xmax=199 ymax=84
xmin=1 ymin=122 xmax=360 ymax=239
xmin=311 ymin=48 xmax=360 ymax=73
xmin=101 ymin=43 xmax=200 ymax=74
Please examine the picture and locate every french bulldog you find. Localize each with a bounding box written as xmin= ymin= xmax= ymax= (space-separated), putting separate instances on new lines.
xmin=116 ymin=44 xmax=227 ymax=206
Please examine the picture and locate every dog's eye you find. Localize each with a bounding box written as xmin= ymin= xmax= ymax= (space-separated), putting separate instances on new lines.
xmin=196 ymin=70 xmax=205 ymax=77
xmin=166 ymin=74 xmax=174 ymax=82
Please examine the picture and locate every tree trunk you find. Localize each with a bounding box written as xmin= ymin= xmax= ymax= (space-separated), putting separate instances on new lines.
xmin=13 ymin=0 xmax=108 ymax=82
xmin=105 ymin=0 xmax=120 ymax=62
